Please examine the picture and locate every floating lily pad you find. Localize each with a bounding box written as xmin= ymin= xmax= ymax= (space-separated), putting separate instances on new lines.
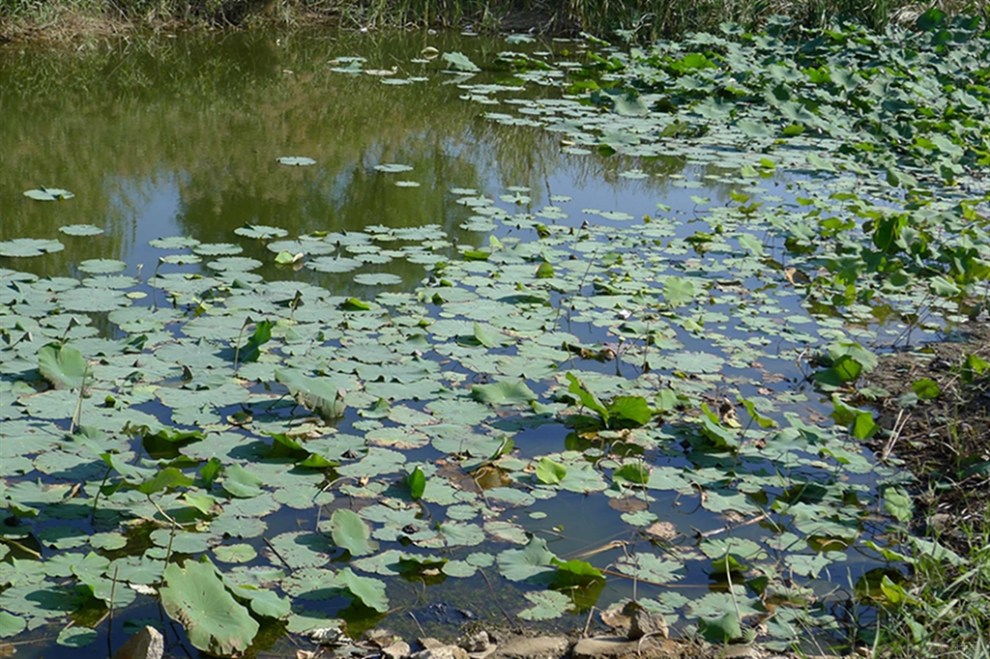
xmin=374 ymin=163 xmax=414 ymax=173
xmin=234 ymin=224 xmax=289 ymax=240
xmin=59 ymin=224 xmax=103 ymax=236
xmin=24 ymin=187 xmax=74 ymax=201
xmin=277 ymin=156 xmax=316 ymax=166
xmin=78 ymin=258 xmax=127 ymax=274
xmin=0 ymin=238 xmax=65 ymax=258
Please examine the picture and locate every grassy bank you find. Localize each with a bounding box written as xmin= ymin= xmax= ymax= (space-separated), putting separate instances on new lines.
xmin=864 ymin=327 xmax=990 ymax=657
xmin=1 ymin=0 xmax=988 ymax=41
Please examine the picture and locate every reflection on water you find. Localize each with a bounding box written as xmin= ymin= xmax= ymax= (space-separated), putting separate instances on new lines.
xmin=0 ymin=28 xmax=741 ymax=287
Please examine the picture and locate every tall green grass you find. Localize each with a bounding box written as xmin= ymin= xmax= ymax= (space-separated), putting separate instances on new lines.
xmin=878 ymin=509 xmax=990 ymax=658
xmin=2 ymin=0 xmax=988 ymax=39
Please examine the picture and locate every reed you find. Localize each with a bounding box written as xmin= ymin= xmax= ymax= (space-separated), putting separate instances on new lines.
xmin=2 ymin=0 xmax=987 ymax=41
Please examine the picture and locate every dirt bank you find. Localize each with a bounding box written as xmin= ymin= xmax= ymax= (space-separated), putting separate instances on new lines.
xmin=862 ymin=322 xmax=990 ymax=550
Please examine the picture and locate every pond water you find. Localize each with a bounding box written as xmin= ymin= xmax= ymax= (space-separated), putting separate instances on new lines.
xmin=0 ymin=25 xmax=949 ymax=658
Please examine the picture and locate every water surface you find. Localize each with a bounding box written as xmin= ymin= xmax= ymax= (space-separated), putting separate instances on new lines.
xmin=0 ymin=28 xmax=904 ymax=658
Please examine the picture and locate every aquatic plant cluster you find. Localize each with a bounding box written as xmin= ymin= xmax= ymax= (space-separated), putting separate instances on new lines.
xmin=2 ymin=9 xmax=989 ymax=657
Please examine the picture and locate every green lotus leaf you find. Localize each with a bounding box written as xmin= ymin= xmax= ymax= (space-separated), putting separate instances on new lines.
xmin=883 ymin=487 xmax=913 ymax=523
xmin=234 ymin=224 xmax=288 ymax=240
xmin=406 ymin=466 xmax=426 ymax=500
xmin=551 ymin=558 xmax=604 ymax=586
xmin=535 ymin=457 xmax=567 ymax=485
xmin=518 ymin=590 xmax=570 ymax=621
xmin=335 ymin=568 xmax=388 ymax=612
xmin=0 ymin=238 xmax=65 ymax=257
xmin=471 ymin=380 xmax=537 ymax=406
xmin=354 ymin=273 xmax=402 ymax=286
xmin=56 ymin=625 xmax=97 ymax=648
xmin=59 ymin=224 xmax=103 ymax=236
xmin=137 ymin=467 xmax=194 ymax=494
xmin=58 ymin=287 xmax=129 ymax=312
xmin=442 ymin=51 xmax=480 ymax=73
xmin=275 ymin=368 xmax=348 ymax=420
xmin=78 ymin=258 xmax=126 ymax=274
xmin=237 ymin=320 xmax=273 ymax=365
xmin=222 ymin=464 xmax=265 ymax=498
xmin=613 ymin=463 xmax=650 ymax=486
xmin=607 ymin=396 xmax=653 ymax=428
xmin=616 ymin=553 xmax=684 ymax=584
xmin=564 ymin=372 xmax=608 ymax=421
xmin=497 ymin=536 xmax=556 ymax=582
xmin=193 ymin=242 xmax=242 ymax=256
xmin=911 ymin=378 xmax=940 ymax=400
xmin=161 ymin=558 xmax=259 ymax=656
xmin=698 ymin=610 xmax=743 ymax=644
xmin=329 ymin=508 xmax=379 ymax=557
xmin=231 ymin=585 xmax=292 ymax=619
xmin=0 ymin=612 xmax=26 ymax=638
xmin=214 ymin=544 xmax=258 ymax=564
xmin=38 ymin=343 xmax=87 ymax=390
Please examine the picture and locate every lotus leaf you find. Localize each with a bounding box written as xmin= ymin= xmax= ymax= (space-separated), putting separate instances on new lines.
xmin=329 ymin=509 xmax=379 ymax=557
xmin=471 ymin=380 xmax=537 ymax=406
xmin=58 ymin=224 xmax=103 ymax=236
xmin=277 ymin=156 xmax=316 ymax=166
xmin=36 ymin=345 xmax=88 ymax=395
xmin=161 ymin=559 xmax=259 ymax=656
xmin=441 ymin=51 xmax=480 ymax=73
xmin=335 ymin=568 xmax=388 ymax=612
xmin=518 ymin=590 xmax=570 ymax=620
xmin=0 ymin=238 xmax=65 ymax=258
xmin=24 ymin=188 xmax=74 ymax=201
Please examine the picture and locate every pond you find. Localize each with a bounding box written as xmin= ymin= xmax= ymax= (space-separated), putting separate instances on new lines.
xmin=2 ymin=17 xmax=987 ymax=658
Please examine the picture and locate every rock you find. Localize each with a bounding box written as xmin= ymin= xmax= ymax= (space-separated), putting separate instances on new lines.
xmin=113 ymin=626 xmax=163 ymax=659
xmin=628 ymin=609 xmax=668 ymax=640
xmin=411 ymin=643 xmax=470 ymax=659
xmin=600 ymin=602 xmax=633 ymax=634
xmin=461 ymin=630 xmax=497 ymax=658
xmin=494 ymin=635 xmax=570 ymax=659
xmin=570 ymin=636 xmax=639 ymax=659
xmin=383 ymin=641 xmax=412 ymax=659
xmin=719 ymin=644 xmax=760 ymax=658
xmin=367 ymin=629 xmax=401 ymax=645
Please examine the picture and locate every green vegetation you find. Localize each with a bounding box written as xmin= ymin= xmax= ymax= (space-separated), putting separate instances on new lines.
xmin=2 ymin=0 xmax=989 ymax=40
xmin=2 ymin=8 xmax=990 ymax=659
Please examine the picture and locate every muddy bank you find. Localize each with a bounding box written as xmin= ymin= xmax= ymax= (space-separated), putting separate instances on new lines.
xmin=862 ymin=322 xmax=990 ymax=549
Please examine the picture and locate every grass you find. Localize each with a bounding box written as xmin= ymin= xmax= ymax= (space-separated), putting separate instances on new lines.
xmin=2 ymin=0 xmax=989 ymax=40
xmin=875 ymin=509 xmax=990 ymax=658
xmin=863 ymin=326 xmax=990 ymax=657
